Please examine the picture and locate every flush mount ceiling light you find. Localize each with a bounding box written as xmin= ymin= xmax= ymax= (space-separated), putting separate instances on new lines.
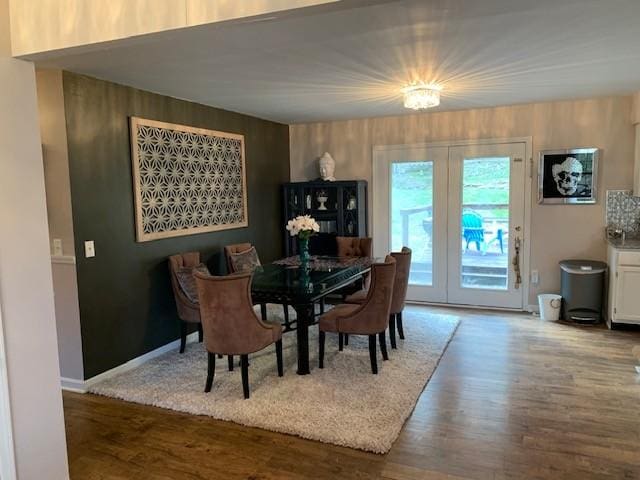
xmin=401 ymin=83 xmax=442 ymax=110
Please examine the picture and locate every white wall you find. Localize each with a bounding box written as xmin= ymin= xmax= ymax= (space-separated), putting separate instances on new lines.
xmin=0 ymin=309 xmax=16 ymax=480
xmin=9 ymin=0 xmax=339 ymax=57
xmin=35 ymin=68 xmax=84 ymax=383
xmin=36 ymin=69 xmax=75 ymax=255
xmin=0 ymin=1 xmax=70 ymax=478
xmin=51 ymin=261 xmax=84 ymax=383
xmin=290 ymin=96 xmax=636 ymax=306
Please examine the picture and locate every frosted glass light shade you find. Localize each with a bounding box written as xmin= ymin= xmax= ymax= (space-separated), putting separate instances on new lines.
xmin=402 ymin=84 xmax=441 ymax=110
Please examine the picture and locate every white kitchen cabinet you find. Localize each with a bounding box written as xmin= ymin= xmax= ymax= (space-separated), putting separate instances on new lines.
xmin=607 ymin=245 xmax=640 ymax=326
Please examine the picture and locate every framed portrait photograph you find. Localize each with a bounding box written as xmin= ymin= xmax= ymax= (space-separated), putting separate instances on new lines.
xmin=538 ymin=148 xmax=599 ymax=204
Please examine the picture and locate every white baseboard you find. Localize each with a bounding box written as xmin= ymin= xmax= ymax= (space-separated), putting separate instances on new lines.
xmin=405 ymin=300 xmax=540 ymax=315
xmin=60 ymin=377 xmax=87 ymax=393
xmin=525 ymin=304 xmax=540 ymax=314
xmin=406 ymin=300 xmax=524 ymax=313
xmin=61 ymin=331 xmax=199 ymax=394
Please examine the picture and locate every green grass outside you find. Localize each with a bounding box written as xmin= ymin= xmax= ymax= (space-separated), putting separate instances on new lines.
xmin=390 ymin=159 xmax=510 ymax=258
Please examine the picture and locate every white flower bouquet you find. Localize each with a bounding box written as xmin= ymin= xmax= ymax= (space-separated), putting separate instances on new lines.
xmin=286 ymin=215 xmax=320 ymax=240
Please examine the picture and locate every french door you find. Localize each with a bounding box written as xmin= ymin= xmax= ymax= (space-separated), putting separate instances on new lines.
xmin=373 ymin=141 xmax=527 ymax=309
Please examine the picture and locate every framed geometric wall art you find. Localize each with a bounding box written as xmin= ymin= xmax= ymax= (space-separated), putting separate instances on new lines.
xmin=129 ymin=117 xmax=248 ymax=242
xmin=538 ymin=147 xmax=599 ymax=204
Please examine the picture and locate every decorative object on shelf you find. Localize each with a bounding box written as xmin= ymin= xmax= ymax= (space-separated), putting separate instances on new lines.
xmin=347 ymin=222 xmax=354 ymax=234
xmin=282 ymin=180 xmax=368 ymax=257
xmin=129 ymin=117 xmax=247 ymax=242
xmin=347 ymin=196 xmax=357 ymax=210
xmin=318 ymin=152 xmax=336 ymax=181
xmin=316 ymin=189 xmax=329 ymax=210
xmin=286 ymin=215 xmax=320 ymax=264
xmin=305 ymin=194 xmax=312 ymax=210
xmin=401 ymin=82 xmax=442 ymax=110
xmin=317 ymin=220 xmax=337 ymax=234
xmin=538 ymin=148 xmax=599 ymax=204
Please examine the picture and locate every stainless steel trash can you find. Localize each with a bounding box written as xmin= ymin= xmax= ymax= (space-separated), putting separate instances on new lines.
xmin=559 ymin=259 xmax=607 ymax=323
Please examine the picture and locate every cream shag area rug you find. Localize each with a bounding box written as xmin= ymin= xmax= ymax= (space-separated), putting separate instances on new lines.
xmin=90 ymin=307 xmax=459 ymax=454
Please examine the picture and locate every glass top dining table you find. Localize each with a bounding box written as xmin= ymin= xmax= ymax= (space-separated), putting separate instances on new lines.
xmin=251 ymin=256 xmax=374 ymax=375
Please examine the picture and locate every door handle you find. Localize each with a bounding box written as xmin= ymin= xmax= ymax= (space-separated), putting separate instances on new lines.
xmin=512 ymin=235 xmax=522 ymax=289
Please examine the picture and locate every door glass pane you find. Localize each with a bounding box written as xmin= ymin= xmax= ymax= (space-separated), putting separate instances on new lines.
xmin=391 ymin=161 xmax=433 ymax=286
xmin=460 ymin=157 xmax=510 ymax=290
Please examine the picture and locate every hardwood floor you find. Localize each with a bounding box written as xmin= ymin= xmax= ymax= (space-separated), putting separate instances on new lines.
xmin=63 ymin=307 xmax=640 ymax=479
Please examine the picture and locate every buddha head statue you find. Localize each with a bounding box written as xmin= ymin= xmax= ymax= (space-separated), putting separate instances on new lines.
xmin=318 ymin=152 xmax=336 ymax=181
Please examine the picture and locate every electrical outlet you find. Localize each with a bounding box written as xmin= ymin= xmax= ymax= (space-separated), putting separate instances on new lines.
xmin=84 ymin=240 xmax=95 ymax=258
xmin=531 ymin=270 xmax=539 ymax=285
xmin=52 ymin=238 xmax=63 ymax=256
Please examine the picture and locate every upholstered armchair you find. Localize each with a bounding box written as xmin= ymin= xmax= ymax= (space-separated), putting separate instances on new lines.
xmin=335 ymin=236 xmax=374 ymax=343
xmin=194 ymin=271 xmax=284 ymax=399
xmin=318 ymin=255 xmax=396 ymax=374
xmin=345 ymin=247 xmax=412 ymax=349
xmin=388 ymin=247 xmax=412 ymax=347
xmin=224 ymin=242 xmax=291 ymax=329
xmin=336 ymin=236 xmax=373 ymax=258
xmin=168 ymin=252 xmax=204 ymax=353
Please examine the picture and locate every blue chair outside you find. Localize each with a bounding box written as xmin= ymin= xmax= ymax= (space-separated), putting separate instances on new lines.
xmin=492 ymin=228 xmax=505 ymax=254
xmin=462 ymin=210 xmax=505 ymax=253
xmin=462 ymin=211 xmax=485 ymax=251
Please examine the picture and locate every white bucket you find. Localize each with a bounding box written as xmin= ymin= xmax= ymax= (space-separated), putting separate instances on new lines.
xmin=538 ymin=294 xmax=562 ymax=321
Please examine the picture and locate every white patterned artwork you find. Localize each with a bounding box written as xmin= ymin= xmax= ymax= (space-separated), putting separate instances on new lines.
xmin=130 ymin=117 xmax=247 ymax=242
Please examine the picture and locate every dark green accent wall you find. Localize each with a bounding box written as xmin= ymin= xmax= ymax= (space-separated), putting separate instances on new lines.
xmin=62 ymin=72 xmax=290 ymax=379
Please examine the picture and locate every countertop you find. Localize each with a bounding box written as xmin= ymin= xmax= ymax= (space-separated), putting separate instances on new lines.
xmin=607 ymin=237 xmax=640 ymax=250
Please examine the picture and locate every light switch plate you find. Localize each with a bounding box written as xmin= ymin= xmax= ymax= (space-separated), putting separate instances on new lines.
xmin=52 ymin=238 xmax=63 ymax=256
xmin=84 ymin=240 xmax=95 ymax=258
xmin=531 ymin=270 xmax=539 ymax=285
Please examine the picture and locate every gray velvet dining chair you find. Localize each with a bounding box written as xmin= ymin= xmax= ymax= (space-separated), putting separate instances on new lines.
xmin=318 ymin=255 xmax=396 ymax=374
xmin=224 ymin=242 xmax=292 ymax=329
xmin=336 ymin=236 xmax=373 ymax=258
xmin=194 ymin=271 xmax=284 ymax=399
xmin=168 ymin=252 xmax=204 ymax=353
xmin=335 ymin=236 xmax=374 ymax=343
xmin=345 ymin=247 xmax=412 ymax=349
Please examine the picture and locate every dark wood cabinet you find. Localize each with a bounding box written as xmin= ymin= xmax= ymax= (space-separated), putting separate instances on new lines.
xmin=282 ymin=180 xmax=368 ymax=256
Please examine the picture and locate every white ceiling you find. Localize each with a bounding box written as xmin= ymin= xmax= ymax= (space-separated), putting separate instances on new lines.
xmin=31 ymin=0 xmax=640 ymax=124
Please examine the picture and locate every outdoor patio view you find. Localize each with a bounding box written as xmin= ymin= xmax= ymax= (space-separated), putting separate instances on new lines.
xmin=391 ymin=157 xmax=510 ymax=290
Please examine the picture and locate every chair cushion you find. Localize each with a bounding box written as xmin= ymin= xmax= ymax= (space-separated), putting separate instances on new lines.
xmin=229 ymin=246 xmax=261 ymax=273
xmin=344 ymin=289 xmax=368 ymax=304
xmin=175 ymin=263 xmax=210 ymax=304
xmin=319 ymin=304 xmax=360 ymax=332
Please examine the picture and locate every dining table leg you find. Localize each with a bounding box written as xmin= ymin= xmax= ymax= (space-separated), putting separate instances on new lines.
xmin=292 ymin=303 xmax=314 ymax=375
